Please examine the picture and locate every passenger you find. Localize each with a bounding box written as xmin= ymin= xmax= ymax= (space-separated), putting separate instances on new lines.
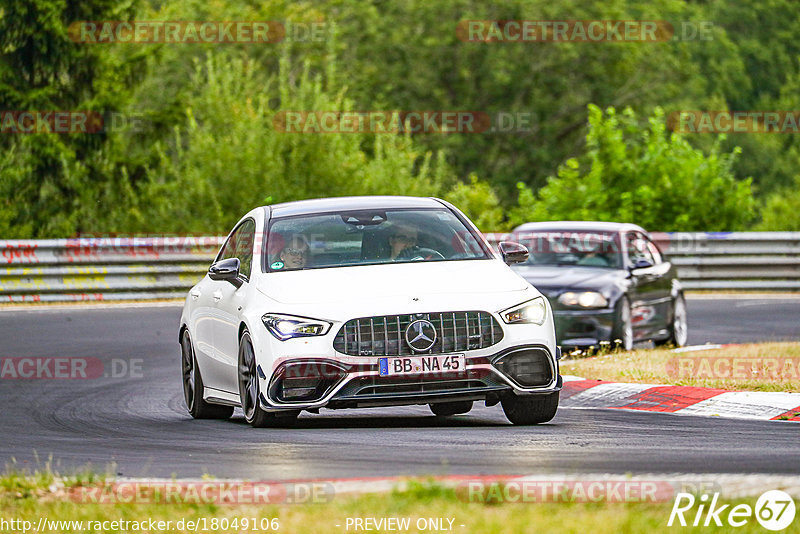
xmin=279 ymin=234 xmax=310 ymax=270
xmin=388 ymin=225 xmax=419 ymax=260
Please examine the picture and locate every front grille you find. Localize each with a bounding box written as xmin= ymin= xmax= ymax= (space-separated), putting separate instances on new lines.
xmin=333 ymin=311 xmax=504 ymax=356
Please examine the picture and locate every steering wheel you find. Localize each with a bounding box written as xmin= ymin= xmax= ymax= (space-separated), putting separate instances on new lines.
xmin=396 ymin=246 xmax=445 ymax=261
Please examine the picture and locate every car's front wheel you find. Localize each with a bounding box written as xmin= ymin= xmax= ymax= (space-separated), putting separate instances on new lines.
xmin=611 ymin=296 xmax=633 ymax=350
xmin=667 ymin=294 xmax=689 ymax=347
xmin=501 ymin=392 xmax=559 ymax=425
xmin=429 ymin=400 xmax=473 ymax=417
xmin=238 ymin=330 xmax=299 ymax=428
xmin=181 ymin=330 xmax=234 ymax=420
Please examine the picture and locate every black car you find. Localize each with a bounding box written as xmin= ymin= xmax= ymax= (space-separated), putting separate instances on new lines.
xmin=509 ymin=221 xmax=688 ymax=350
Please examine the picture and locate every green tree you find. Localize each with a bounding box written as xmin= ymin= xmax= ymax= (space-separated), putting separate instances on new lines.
xmin=444 ymin=174 xmax=503 ymax=232
xmin=133 ymin=51 xmax=453 ymax=234
xmin=0 ymin=0 xmax=145 ymax=237
xmin=324 ymin=0 xmax=707 ymax=201
xmin=508 ymin=105 xmax=755 ymax=231
xmin=756 ymin=175 xmax=800 ymax=231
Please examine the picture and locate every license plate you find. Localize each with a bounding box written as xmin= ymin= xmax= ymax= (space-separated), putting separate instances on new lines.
xmin=378 ymin=354 xmax=465 ymax=376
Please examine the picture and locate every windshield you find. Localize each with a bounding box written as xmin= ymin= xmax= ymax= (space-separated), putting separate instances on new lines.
xmin=266 ymin=208 xmax=490 ymax=271
xmin=513 ymin=230 xmax=623 ymax=269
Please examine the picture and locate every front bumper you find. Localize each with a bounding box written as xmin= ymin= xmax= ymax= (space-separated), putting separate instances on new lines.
xmin=257 ymin=345 xmax=562 ymax=412
xmin=553 ymin=308 xmax=616 ymax=348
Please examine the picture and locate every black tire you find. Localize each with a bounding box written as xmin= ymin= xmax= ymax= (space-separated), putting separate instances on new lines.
xmin=238 ymin=330 xmax=299 ymax=428
xmin=501 ymin=392 xmax=559 ymax=425
xmin=658 ymin=294 xmax=688 ymax=347
xmin=181 ymin=329 xmax=234 ymax=420
xmin=611 ymin=296 xmax=633 ymax=350
xmin=429 ymin=400 xmax=473 ymax=417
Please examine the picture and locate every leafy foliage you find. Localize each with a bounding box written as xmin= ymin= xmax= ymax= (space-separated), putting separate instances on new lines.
xmin=509 ymin=106 xmax=754 ymax=231
xmin=443 ymin=174 xmax=503 ymax=232
xmin=0 ymin=0 xmax=798 ymax=236
xmin=133 ymin=51 xmax=451 ymax=234
xmin=757 ymin=175 xmax=800 ymax=231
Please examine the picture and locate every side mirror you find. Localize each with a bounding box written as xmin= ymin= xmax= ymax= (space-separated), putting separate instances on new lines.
xmin=209 ymin=257 xmax=243 ymax=288
xmin=629 ymin=258 xmax=654 ymax=271
xmin=498 ymin=241 xmax=529 ymax=265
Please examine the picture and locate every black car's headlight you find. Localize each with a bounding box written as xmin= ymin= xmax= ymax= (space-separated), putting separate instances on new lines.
xmin=500 ymin=297 xmax=547 ymax=326
xmin=557 ymin=291 xmax=608 ymax=309
xmin=262 ymin=314 xmax=332 ymax=341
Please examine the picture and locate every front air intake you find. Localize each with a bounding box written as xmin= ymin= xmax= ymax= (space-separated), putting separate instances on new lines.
xmin=493 ymin=348 xmax=553 ymax=387
xmin=268 ymin=361 xmax=346 ymax=403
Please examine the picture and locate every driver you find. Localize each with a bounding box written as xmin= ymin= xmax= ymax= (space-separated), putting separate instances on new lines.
xmin=576 ymin=235 xmax=610 ymax=267
xmin=279 ymin=234 xmax=310 ymax=270
xmin=388 ymin=224 xmax=419 ymax=260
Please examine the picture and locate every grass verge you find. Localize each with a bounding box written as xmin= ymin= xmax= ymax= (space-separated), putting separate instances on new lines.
xmin=0 ymin=474 xmax=786 ymax=534
xmin=560 ymin=342 xmax=800 ymax=392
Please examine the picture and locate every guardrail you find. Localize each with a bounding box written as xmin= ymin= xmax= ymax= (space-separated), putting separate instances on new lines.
xmin=0 ymin=237 xmax=223 ymax=302
xmin=1 ymin=232 xmax=798 ymax=302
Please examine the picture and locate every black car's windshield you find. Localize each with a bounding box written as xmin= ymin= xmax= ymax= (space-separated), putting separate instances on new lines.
xmin=513 ymin=230 xmax=623 ymax=269
xmin=266 ymin=208 xmax=489 ymax=271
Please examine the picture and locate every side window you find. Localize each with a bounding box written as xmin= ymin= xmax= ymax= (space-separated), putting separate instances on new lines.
xmin=625 ymin=232 xmax=655 ymax=266
xmin=644 ymin=237 xmax=663 ymax=264
xmin=235 ymin=219 xmax=256 ymax=280
xmin=215 ymin=219 xmax=256 ymax=281
xmin=217 ymin=232 xmax=239 ymax=262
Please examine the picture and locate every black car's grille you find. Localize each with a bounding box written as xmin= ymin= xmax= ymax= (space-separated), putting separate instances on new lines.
xmin=333 ymin=311 xmax=504 ymax=356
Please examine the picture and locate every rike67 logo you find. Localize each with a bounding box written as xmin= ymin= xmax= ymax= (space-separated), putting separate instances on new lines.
xmin=669 ymin=490 xmax=796 ymax=531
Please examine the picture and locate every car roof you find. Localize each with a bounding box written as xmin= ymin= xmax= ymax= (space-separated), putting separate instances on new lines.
xmin=267 ymin=196 xmax=445 ymax=218
xmin=513 ymin=221 xmax=648 ymax=234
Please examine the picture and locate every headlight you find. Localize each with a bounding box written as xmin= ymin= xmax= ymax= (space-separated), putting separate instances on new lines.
xmin=262 ymin=314 xmax=332 ymax=341
xmin=558 ymin=291 xmax=608 ymax=309
xmin=500 ymin=297 xmax=547 ymax=325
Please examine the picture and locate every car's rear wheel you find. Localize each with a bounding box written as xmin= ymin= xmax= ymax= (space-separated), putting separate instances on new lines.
xmin=429 ymin=400 xmax=473 ymax=417
xmin=238 ymin=330 xmax=299 ymax=428
xmin=501 ymin=392 xmax=559 ymax=425
xmin=181 ymin=330 xmax=234 ymax=420
xmin=611 ymin=296 xmax=633 ymax=350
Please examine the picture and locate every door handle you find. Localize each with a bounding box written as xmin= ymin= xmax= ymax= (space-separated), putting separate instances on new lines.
xmin=190 ymin=289 xmax=201 ymax=300
xmin=212 ymin=290 xmax=223 ymax=302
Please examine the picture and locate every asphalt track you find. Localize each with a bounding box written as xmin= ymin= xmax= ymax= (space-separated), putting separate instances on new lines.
xmin=0 ymin=296 xmax=798 ymax=479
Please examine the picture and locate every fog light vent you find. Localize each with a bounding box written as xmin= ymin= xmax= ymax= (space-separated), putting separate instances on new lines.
xmin=269 ymin=362 xmax=346 ymax=403
xmin=494 ymin=348 xmax=552 ymax=387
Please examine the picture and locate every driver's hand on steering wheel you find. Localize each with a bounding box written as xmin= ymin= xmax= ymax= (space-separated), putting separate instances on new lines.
xmin=396 ymin=246 xmax=445 ymax=261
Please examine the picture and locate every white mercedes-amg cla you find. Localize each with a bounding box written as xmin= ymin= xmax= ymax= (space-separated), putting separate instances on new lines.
xmin=179 ymin=196 xmax=561 ymax=426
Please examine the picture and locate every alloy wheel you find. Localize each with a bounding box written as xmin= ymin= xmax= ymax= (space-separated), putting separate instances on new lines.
xmin=620 ymin=300 xmax=633 ymax=350
xmin=238 ymin=334 xmax=258 ymax=421
xmin=673 ymin=297 xmax=688 ymax=346
xmin=181 ymin=331 xmax=196 ymax=411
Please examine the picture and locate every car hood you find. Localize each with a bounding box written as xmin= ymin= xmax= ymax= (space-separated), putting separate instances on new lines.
xmin=256 ymin=259 xmax=534 ymax=312
xmin=511 ymin=265 xmax=625 ymax=294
